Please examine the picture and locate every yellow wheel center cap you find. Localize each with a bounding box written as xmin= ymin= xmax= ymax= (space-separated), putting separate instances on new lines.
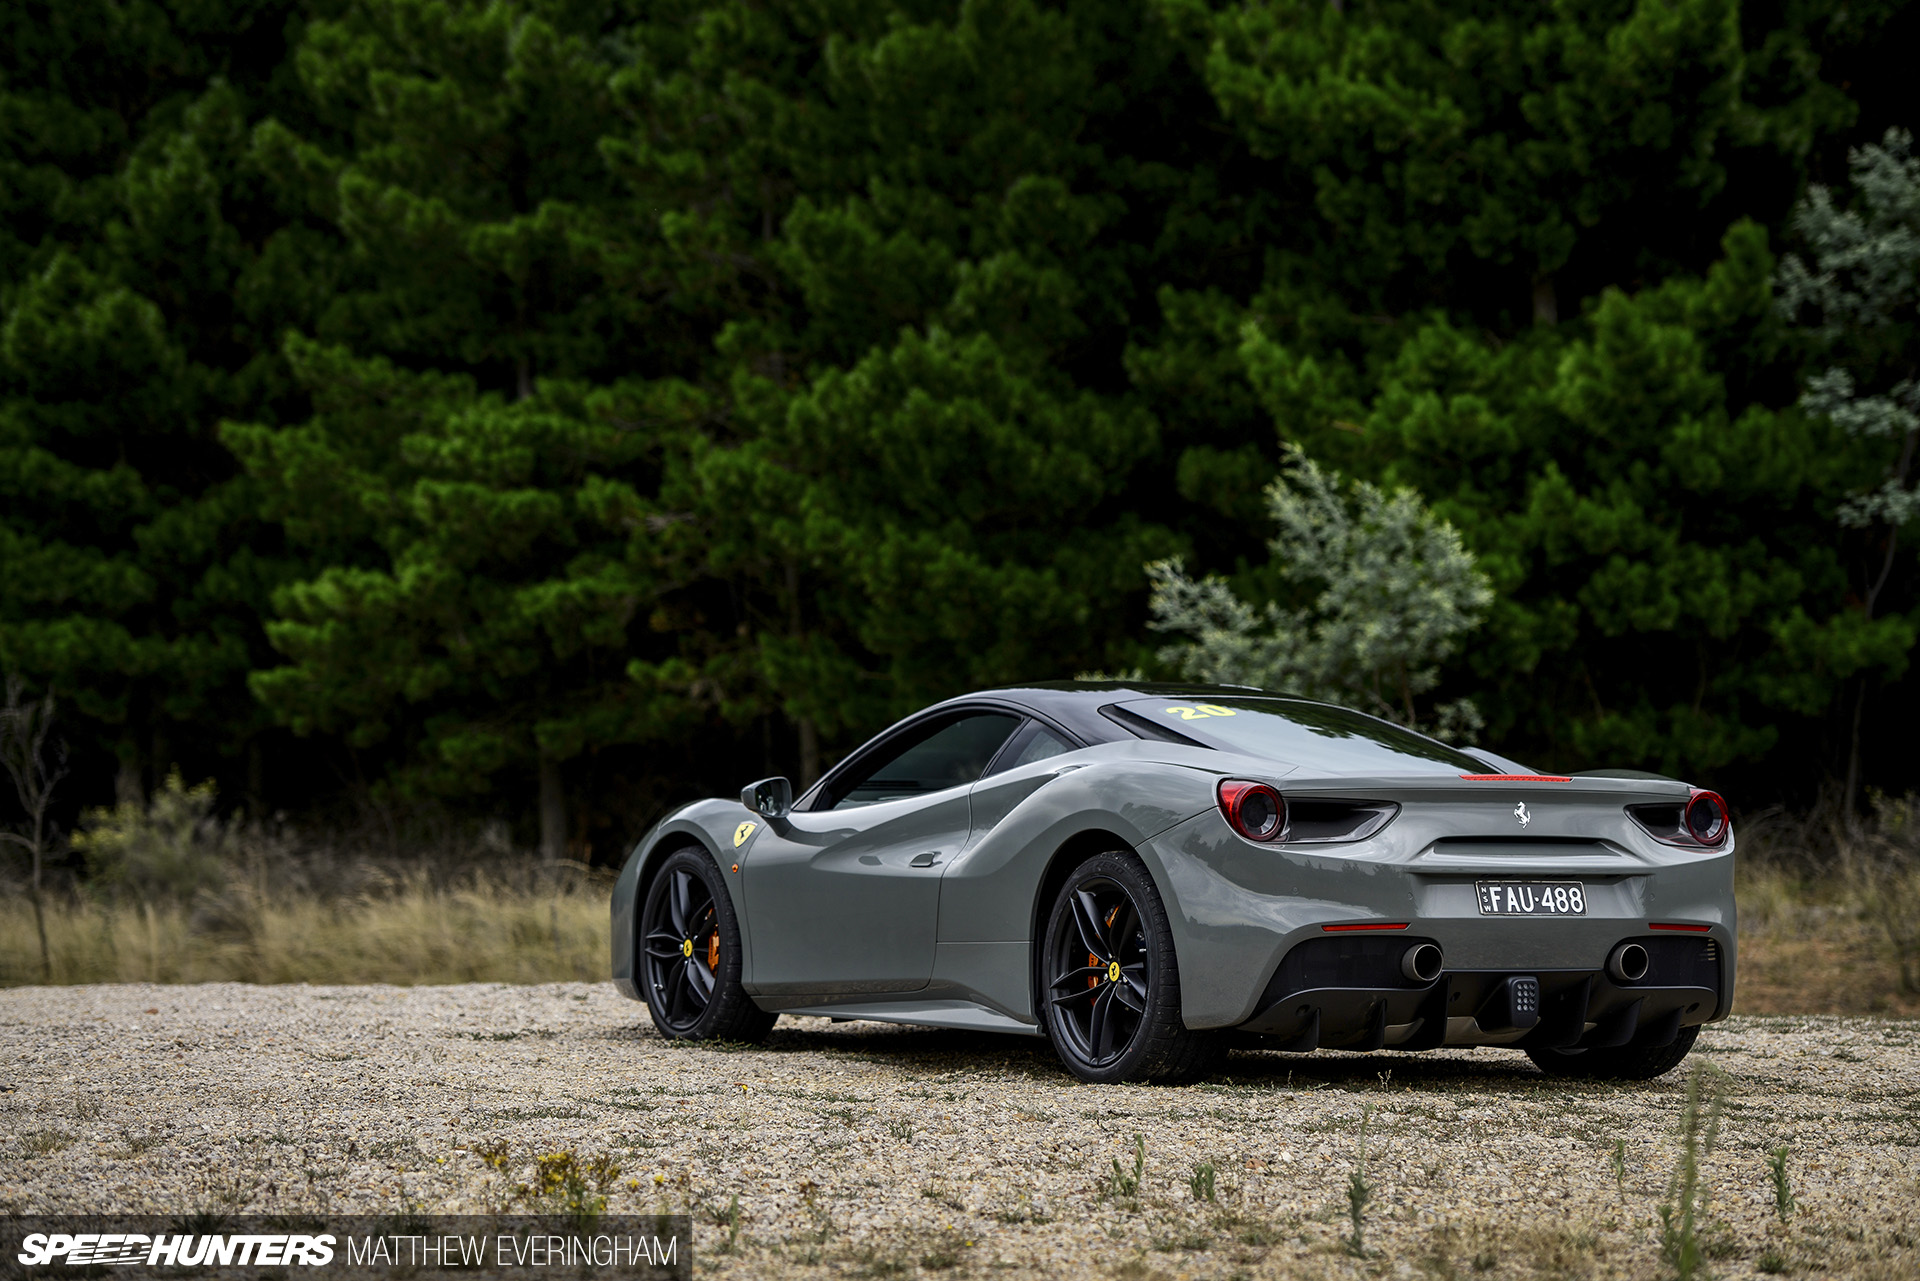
xmin=681 ymin=939 xmax=694 ymax=959
xmin=1107 ymin=960 xmax=1122 ymax=984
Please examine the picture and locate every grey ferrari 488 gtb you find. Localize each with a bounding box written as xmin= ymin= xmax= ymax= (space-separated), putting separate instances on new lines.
xmin=612 ymin=683 xmax=1735 ymax=1084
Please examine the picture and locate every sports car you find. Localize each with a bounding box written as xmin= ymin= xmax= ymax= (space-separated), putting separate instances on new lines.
xmin=611 ymin=683 xmax=1735 ymax=1083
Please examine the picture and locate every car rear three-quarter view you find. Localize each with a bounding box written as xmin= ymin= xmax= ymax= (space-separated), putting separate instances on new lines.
xmin=611 ymin=683 xmax=1736 ymax=1085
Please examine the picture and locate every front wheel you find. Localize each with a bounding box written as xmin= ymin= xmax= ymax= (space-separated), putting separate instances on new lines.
xmin=1526 ymin=1024 xmax=1699 ymax=1080
xmin=1038 ymin=851 xmax=1224 ymax=1084
xmin=638 ymin=847 xmax=775 ymax=1043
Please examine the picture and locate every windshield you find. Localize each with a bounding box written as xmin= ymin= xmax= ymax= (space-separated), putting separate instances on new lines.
xmin=1108 ymin=697 xmax=1482 ymax=774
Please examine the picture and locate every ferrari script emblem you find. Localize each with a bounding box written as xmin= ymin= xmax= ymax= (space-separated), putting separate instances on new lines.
xmin=1513 ymin=802 xmax=1531 ymax=828
xmin=733 ymin=821 xmax=757 ymax=848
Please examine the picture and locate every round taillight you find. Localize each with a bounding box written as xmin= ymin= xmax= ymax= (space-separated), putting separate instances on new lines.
xmin=1684 ymin=790 xmax=1729 ymax=845
xmin=1218 ymin=779 xmax=1287 ymax=842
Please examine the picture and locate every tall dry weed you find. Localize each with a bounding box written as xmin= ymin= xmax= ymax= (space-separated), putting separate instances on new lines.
xmin=3 ymin=775 xmax=610 ymax=986
xmin=1841 ymin=793 xmax=1920 ymax=993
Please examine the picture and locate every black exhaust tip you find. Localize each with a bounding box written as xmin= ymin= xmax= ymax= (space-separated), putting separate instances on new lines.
xmin=1400 ymin=942 xmax=1444 ymax=984
xmin=1607 ymin=941 xmax=1650 ymax=983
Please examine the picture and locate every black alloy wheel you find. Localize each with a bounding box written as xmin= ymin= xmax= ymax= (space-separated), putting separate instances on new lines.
xmin=1048 ymin=875 xmax=1149 ymax=1065
xmin=1039 ymin=851 xmax=1224 ymax=1084
xmin=638 ymin=847 xmax=775 ymax=1042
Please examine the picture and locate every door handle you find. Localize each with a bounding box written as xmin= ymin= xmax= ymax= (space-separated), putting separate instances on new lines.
xmin=909 ymin=852 xmax=941 ymax=868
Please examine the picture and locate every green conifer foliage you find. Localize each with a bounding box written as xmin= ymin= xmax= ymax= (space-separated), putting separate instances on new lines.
xmin=231 ymin=0 xmax=696 ymax=854
xmin=615 ymin=0 xmax=1202 ymax=781
xmin=1776 ymin=127 xmax=1920 ymax=800
xmin=4 ymin=0 xmax=1915 ymax=831
xmin=0 ymin=1 xmax=310 ymax=801
xmin=231 ymin=348 xmax=699 ymax=857
xmin=1139 ymin=0 xmax=1907 ymax=779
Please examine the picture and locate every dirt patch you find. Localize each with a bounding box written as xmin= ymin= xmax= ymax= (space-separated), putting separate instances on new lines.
xmin=3 ymin=983 xmax=1917 ymax=1279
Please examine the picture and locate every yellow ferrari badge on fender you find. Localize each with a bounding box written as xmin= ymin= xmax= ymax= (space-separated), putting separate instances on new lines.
xmin=733 ymin=821 xmax=757 ymax=848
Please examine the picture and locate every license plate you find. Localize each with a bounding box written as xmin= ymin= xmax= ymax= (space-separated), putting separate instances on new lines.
xmin=1477 ymin=881 xmax=1587 ymax=916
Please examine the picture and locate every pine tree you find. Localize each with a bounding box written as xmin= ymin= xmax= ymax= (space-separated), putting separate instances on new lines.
xmin=232 ymin=0 xmax=696 ymax=856
xmin=0 ymin=0 xmax=312 ymax=805
xmin=1131 ymin=0 xmax=1910 ymax=781
xmin=618 ymin=0 xmax=1203 ymax=781
xmin=1776 ymin=127 xmax=1920 ymax=806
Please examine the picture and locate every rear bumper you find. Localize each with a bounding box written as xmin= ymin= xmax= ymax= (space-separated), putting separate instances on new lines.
xmin=1238 ymin=932 xmax=1722 ymax=1051
xmin=1140 ymin=808 xmax=1738 ymax=1032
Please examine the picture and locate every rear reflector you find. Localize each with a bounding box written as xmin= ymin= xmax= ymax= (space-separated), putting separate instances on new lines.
xmin=1321 ymin=922 xmax=1409 ymax=932
xmin=1649 ymin=923 xmax=1712 ymax=932
xmin=1460 ymin=774 xmax=1573 ymax=782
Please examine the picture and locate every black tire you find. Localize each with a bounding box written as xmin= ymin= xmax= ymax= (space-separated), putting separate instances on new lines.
xmin=638 ymin=847 xmax=775 ymax=1043
xmin=1525 ymin=1024 xmax=1700 ymax=1080
xmin=1038 ymin=850 xmax=1225 ymax=1084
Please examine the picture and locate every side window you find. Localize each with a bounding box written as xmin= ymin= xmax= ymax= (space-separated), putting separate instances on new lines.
xmin=829 ymin=713 xmax=1021 ymax=809
xmin=994 ymin=723 xmax=1074 ymax=774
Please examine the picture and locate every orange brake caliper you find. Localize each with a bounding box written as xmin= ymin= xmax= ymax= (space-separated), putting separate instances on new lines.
xmin=707 ymin=931 xmax=720 ymax=971
xmin=1088 ymin=904 xmax=1122 ymax=996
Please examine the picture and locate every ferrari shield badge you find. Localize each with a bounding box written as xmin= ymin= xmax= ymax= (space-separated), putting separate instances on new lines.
xmin=733 ymin=821 xmax=758 ymax=848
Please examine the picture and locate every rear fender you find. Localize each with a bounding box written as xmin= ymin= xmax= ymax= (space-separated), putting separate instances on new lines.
xmin=940 ymin=755 xmax=1221 ymax=943
xmin=934 ymin=755 xmax=1221 ymax=1023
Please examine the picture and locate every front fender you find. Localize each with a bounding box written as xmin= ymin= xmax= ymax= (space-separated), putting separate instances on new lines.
xmin=609 ymin=800 xmax=757 ymax=1001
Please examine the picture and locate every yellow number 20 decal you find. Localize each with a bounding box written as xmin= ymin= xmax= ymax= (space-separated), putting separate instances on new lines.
xmin=1165 ymin=703 xmax=1237 ymax=720
xmin=733 ymin=821 xmax=757 ymax=848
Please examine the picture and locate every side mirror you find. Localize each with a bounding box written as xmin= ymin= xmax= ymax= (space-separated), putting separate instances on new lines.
xmin=740 ymin=776 xmax=794 ymax=819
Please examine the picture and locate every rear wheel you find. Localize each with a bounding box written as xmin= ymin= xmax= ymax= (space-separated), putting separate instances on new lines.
xmin=1525 ymin=1024 xmax=1699 ymax=1080
xmin=1039 ymin=851 xmax=1224 ymax=1084
xmin=639 ymin=847 xmax=775 ymax=1043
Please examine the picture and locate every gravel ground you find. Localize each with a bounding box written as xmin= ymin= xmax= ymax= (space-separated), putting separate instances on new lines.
xmin=3 ymin=984 xmax=1916 ymax=1279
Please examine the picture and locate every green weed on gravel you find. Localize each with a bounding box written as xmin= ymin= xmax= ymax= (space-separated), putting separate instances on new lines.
xmin=1659 ymin=1062 xmax=1730 ymax=1280
xmin=1346 ymin=1106 xmax=1374 ymax=1256
xmin=1107 ymin=1134 xmax=1145 ymax=1200
xmin=21 ymin=1129 xmax=75 ymax=1157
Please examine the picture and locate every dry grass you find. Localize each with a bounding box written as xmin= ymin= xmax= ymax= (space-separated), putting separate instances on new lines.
xmin=1 ymin=772 xmax=612 ymax=987
xmin=12 ymin=855 xmax=1911 ymax=1008
xmin=0 ymin=874 xmax=609 ymax=986
xmin=1732 ymin=795 xmax=1920 ymax=1017
xmin=1733 ymin=861 xmax=1920 ymax=1017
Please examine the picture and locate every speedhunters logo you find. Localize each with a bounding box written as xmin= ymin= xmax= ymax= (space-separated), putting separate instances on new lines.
xmin=3 ymin=1216 xmax=688 ymax=1278
xmin=17 ymin=1233 xmax=335 ymax=1267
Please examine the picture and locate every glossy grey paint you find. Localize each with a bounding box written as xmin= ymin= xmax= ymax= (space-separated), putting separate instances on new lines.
xmin=1134 ymin=771 xmax=1736 ymax=1028
xmin=611 ymin=709 xmax=1737 ymax=1041
xmin=737 ymin=787 xmax=970 ymax=993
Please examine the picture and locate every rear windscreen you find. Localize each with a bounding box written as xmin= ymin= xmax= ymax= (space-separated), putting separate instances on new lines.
xmin=1107 ymin=697 xmax=1482 ymax=774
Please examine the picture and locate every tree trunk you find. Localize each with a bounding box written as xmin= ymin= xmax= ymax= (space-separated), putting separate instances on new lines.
xmin=29 ymin=883 xmax=49 ymax=981
xmin=30 ymin=817 xmax=49 ymax=981
xmin=1844 ymin=679 xmax=1867 ymax=835
xmin=115 ymin=754 xmax=143 ymax=807
xmin=538 ymin=754 xmax=567 ymax=864
xmin=798 ymin=717 xmax=820 ymax=790
xmin=1532 ymin=273 xmax=1558 ymax=326
xmin=246 ymin=738 xmax=265 ymax=818
xmin=782 ymin=558 xmax=822 ymax=788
